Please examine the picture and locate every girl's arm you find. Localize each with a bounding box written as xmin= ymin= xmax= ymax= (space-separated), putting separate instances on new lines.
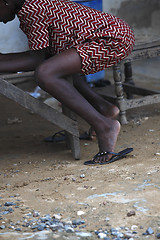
xmin=0 ymin=48 xmax=46 ymax=73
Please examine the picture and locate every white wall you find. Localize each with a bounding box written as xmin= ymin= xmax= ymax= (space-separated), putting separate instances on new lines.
xmin=103 ymin=0 xmax=160 ymax=39
xmin=0 ymin=16 xmax=28 ymax=53
xmin=103 ymin=0 xmax=124 ymax=14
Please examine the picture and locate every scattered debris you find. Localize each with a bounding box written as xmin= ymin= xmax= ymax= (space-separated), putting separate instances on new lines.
xmin=0 ymin=197 xmax=159 ymax=240
xmin=7 ymin=117 xmax=22 ymax=124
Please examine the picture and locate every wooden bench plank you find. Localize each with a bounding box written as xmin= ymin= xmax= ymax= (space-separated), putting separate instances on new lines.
xmin=124 ymin=94 xmax=160 ymax=110
xmin=126 ymin=46 xmax=160 ymax=62
xmin=134 ymin=39 xmax=160 ymax=50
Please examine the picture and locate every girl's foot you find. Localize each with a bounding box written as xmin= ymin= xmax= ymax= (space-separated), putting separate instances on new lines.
xmin=86 ymin=104 xmax=120 ymax=141
xmin=93 ymin=119 xmax=121 ymax=163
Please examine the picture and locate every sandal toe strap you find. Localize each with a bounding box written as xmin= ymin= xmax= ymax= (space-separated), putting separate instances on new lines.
xmin=93 ymin=151 xmax=118 ymax=160
xmin=96 ymin=151 xmax=118 ymax=157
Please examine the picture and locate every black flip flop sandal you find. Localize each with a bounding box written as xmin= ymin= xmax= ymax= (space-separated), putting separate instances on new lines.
xmin=44 ymin=130 xmax=66 ymax=142
xmin=44 ymin=130 xmax=95 ymax=142
xmin=84 ymin=148 xmax=133 ymax=165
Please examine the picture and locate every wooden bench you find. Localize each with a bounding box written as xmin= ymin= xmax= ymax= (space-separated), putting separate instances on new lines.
xmin=0 ymin=73 xmax=81 ymax=160
xmin=113 ymin=39 xmax=160 ymax=124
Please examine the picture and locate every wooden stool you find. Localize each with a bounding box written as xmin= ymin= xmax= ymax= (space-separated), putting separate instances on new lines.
xmin=0 ymin=72 xmax=81 ymax=159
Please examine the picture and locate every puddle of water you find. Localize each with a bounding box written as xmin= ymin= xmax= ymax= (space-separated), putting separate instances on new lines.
xmin=76 ymin=232 xmax=92 ymax=237
xmin=0 ymin=230 xmax=93 ymax=240
xmin=87 ymin=191 xmax=121 ymax=200
xmin=87 ymin=191 xmax=141 ymax=203
xmin=135 ymin=179 xmax=160 ymax=191
xmin=87 ymin=191 xmax=149 ymax=212
xmin=134 ymin=200 xmax=149 ymax=213
xmin=0 ymin=231 xmax=52 ymax=240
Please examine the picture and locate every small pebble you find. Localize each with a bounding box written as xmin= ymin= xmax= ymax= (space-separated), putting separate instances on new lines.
xmin=77 ymin=210 xmax=85 ymax=216
xmin=131 ymin=225 xmax=138 ymax=230
xmin=110 ymin=228 xmax=118 ymax=236
xmin=64 ymin=225 xmax=75 ymax=233
xmin=26 ymin=212 xmax=32 ymax=217
xmin=33 ymin=211 xmax=40 ymax=217
xmin=41 ymin=214 xmax=51 ymax=222
xmin=80 ymin=174 xmax=85 ymax=178
xmin=155 ymin=152 xmax=160 ymax=156
xmin=15 ymin=227 xmax=22 ymax=231
xmin=72 ymin=219 xmax=85 ymax=225
xmin=127 ymin=210 xmax=136 ymax=217
xmin=156 ymin=232 xmax=160 ymax=239
xmin=8 ymin=208 xmax=14 ymax=213
xmin=146 ymin=227 xmax=154 ymax=235
xmin=4 ymin=202 xmax=16 ymax=206
xmin=98 ymin=232 xmax=107 ymax=238
xmin=0 ymin=211 xmax=9 ymax=215
xmin=50 ymin=224 xmax=61 ymax=232
xmin=37 ymin=223 xmax=46 ymax=231
xmin=53 ymin=214 xmax=61 ymax=220
xmin=0 ymin=225 xmax=5 ymax=229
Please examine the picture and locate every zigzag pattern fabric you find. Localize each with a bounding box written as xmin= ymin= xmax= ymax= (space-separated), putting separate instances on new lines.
xmin=17 ymin=0 xmax=135 ymax=75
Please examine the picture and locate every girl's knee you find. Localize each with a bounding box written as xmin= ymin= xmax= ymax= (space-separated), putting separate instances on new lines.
xmin=35 ymin=63 xmax=45 ymax=86
xmin=35 ymin=62 xmax=55 ymax=89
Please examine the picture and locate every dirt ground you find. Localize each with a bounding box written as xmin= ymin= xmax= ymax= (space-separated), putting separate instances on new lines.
xmin=0 ymin=81 xmax=160 ymax=239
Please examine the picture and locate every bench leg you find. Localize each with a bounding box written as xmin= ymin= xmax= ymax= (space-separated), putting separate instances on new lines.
xmin=66 ymin=133 xmax=81 ymax=160
xmin=62 ymin=75 xmax=81 ymax=160
xmin=62 ymin=104 xmax=81 ymax=160
xmin=113 ymin=64 xmax=128 ymax=124
xmin=124 ymin=60 xmax=135 ymax=99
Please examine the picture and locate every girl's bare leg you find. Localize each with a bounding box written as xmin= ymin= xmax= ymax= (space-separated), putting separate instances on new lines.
xmin=35 ymin=48 xmax=120 ymax=162
xmin=73 ymin=74 xmax=119 ymax=140
xmin=73 ymin=74 xmax=119 ymax=119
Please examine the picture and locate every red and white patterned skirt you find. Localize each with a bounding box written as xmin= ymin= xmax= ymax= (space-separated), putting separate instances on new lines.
xmin=74 ymin=18 xmax=135 ymax=75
